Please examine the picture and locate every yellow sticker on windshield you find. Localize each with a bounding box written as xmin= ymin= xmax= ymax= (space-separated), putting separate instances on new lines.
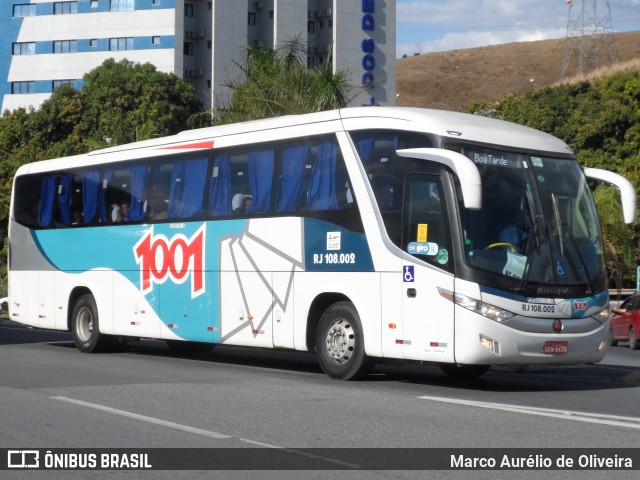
xmin=417 ymin=224 xmax=428 ymax=242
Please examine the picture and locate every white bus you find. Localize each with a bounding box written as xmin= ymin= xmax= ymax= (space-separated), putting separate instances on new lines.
xmin=8 ymin=107 xmax=637 ymax=379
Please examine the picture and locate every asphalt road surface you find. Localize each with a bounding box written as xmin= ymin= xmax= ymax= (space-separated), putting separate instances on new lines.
xmin=1 ymin=319 xmax=639 ymax=480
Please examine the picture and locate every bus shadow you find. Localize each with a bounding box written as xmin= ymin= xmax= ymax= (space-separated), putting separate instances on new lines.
xmin=0 ymin=320 xmax=72 ymax=346
xmin=6 ymin=321 xmax=635 ymax=393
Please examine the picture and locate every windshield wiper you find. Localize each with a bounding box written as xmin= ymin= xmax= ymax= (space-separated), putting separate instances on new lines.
xmin=525 ymin=189 xmax=540 ymax=254
xmin=551 ymin=194 xmax=594 ymax=294
xmin=551 ymin=193 xmax=565 ymax=256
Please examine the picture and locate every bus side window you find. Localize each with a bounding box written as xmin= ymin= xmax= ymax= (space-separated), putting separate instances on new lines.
xmin=99 ymin=164 xmax=149 ymax=224
xmin=276 ymin=144 xmax=309 ymax=213
xmin=13 ymin=175 xmax=43 ymax=229
xmin=166 ymin=157 xmax=208 ymax=220
xmin=208 ymin=154 xmax=231 ymax=216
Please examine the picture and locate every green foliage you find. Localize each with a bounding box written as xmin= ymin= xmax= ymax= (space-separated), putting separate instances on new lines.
xmin=214 ymin=39 xmax=351 ymax=125
xmin=0 ymin=58 xmax=205 ymax=294
xmin=470 ymin=70 xmax=640 ymax=287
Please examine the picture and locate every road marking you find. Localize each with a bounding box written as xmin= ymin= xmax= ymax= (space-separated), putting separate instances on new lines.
xmin=51 ymin=396 xmax=233 ymax=440
xmin=50 ymin=396 xmax=360 ymax=468
xmin=418 ymin=395 xmax=640 ymax=430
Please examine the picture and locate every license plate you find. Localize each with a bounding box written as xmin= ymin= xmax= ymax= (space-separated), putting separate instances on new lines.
xmin=543 ymin=341 xmax=568 ymax=355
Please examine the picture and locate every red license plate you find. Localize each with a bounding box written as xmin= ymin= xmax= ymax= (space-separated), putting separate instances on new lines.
xmin=543 ymin=341 xmax=568 ymax=355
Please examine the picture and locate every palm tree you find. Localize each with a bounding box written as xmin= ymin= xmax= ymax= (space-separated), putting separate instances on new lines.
xmin=213 ymin=38 xmax=352 ymax=125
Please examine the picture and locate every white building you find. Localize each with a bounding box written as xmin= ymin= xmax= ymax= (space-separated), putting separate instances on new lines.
xmin=1 ymin=0 xmax=396 ymax=113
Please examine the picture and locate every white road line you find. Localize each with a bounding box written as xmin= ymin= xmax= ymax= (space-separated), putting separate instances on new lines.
xmin=50 ymin=396 xmax=361 ymax=469
xmin=51 ymin=396 xmax=233 ymax=440
xmin=418 ymin=395 xmax=640 ymax=430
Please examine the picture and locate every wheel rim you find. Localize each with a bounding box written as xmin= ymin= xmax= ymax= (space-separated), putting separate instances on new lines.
xmin=324 ymin=318 xmax=355 ymax=364
xmin=75 ymin=306 xmax=93 ymax=343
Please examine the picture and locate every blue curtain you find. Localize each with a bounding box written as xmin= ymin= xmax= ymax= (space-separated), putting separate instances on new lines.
xmin=307 ymin=142 xmax=338 ymax=211
xmin=357 ymin=137 xmax=374 ymax=164
xmin=99 ymin=169 xmax=114 ymax=223
xmin=247 ymin=149 xmax=274 ymax=214
xmin=168 ymin=158 xmax=208 ymax=219
xmin=128 ymin=166 xmax=148 ymax=222
xmin=38 ymin=176 xmax=56 ymax=227
xmin=277 ymin=145 xmax=309 ymax=213
xmin=208 ymin=154 xmax=231 ymax=216
xmin=82 ymin=170 xmax=100 ymax=225
xmin=57 ymin=174 xmax=73 ymax=226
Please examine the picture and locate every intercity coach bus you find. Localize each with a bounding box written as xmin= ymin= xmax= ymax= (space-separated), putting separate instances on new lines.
xmin=8 ymin=107 xmax=637 ymax=379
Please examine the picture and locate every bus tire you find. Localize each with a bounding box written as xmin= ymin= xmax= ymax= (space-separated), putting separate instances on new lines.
xmin=315 ymin=301 xmax=369 ymax=380
xmin=71 ymin=294 xmax=110 ymax=353
xmin=630 ymin=327 xmax=639 ymax=350
xmin=440 ymin=363 xmax=490 ymax=379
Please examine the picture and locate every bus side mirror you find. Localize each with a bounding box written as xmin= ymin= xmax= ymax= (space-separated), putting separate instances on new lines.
xmin=584 ymin=167 xmax=637 ymax=224
xmin=397 ymin=148 xmax=482 ymax=210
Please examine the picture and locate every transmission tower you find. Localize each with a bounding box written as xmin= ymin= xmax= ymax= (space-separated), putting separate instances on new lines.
xmin=560 ymin=0 xmax=617 ymax=80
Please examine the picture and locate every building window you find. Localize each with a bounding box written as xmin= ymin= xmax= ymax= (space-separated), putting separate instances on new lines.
xmin=207 ymin=79 xmax=211 ymax=88
xmin=53 ymin=79 xmax=75 ymax=90
xmin=89 ymin=39 xmax=98 ymax=48
xmin=110 ymin=0 xmax=134 ymax=11
xmin=183 ymin=42 xmax=193 ymax=56
xmin=54 ymin=1 xmax=78 ymax=14
xmin=110 ymin=37 xmax=134 ymax=50
xmin=248 ymin=12 xmax=256 ymax=26
xmin=270 ymin=10 xmax=273 ymax=20
xmin=12 ymin=42 xmax=36 ymax=55
xmin=12 ymin=81 xmax=35 ymax=94
xmin=307 ymin=57 xmax=314 ymax=68
xmin=152 ymin=36 xmax=160 ymax=45
xmin=153 ymin=0 xmax=160 ymax=5
xmin=185 ymin=3 xmax=194 ymax=17
xmin=207 ymin=40 xmax=212 ymax=49
xmin=208 ymin=2 xmax=211 ymax=10
xmin=328 ymin=19 xmax=333 ymax=28
xmin=90 ymin=0 xmax=98 ymax=8
xmin=307 ymin=21 xmax=315 ymax=34
xmin=53 ymin=40 xmax=78 ymax=53
xmin=13 ymin=3 xmax=36 ymax=16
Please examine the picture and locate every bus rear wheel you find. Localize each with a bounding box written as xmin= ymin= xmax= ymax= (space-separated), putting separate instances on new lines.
xmin=71 ymin=294 xmax=110 ymax=353
xmin=315 ymin=302 xmax=369 ymax=380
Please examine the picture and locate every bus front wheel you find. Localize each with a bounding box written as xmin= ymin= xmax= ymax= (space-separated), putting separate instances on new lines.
xmin=315 ymin=302 xmax=369 ymax=380
xmin=71 ymin=294 xmax=110 ymax=353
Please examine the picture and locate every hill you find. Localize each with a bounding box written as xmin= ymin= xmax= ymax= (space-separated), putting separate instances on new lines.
xmin=396 ymin=30 xmax=640 ymax=112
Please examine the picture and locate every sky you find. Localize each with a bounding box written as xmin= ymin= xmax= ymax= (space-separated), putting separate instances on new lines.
xmin=396 ymin=0 xmax=640 ymax=57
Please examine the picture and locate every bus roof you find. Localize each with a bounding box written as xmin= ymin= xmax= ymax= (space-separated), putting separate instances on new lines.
xmin=15 ymin=107 xmax=573 ymax=175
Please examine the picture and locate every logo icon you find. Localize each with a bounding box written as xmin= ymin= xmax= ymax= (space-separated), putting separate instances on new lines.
xmin=8 ymin=450 xmax=39 ymax=468
xmin=552 ymin=319 xmax=563 ymax=333
xmin=134 ymin=225 xmax=206 ymax=298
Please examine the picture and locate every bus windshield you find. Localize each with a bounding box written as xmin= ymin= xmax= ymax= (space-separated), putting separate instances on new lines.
xmin=452 ymin=144 xmax=607 ymax=295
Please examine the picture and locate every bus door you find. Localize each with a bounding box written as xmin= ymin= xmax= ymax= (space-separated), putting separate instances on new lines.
xmin=400 ymin=174 xmax=456 ymax=363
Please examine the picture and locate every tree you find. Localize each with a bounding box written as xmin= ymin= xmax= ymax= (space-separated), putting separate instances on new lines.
xmin=78 ymin=58 xmax=204 ymax=148
xmin=213 ymin=39 xmax=352 ymax=125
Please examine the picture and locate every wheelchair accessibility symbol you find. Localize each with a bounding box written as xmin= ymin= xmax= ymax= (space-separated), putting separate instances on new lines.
xmin=404 ymin=266 xmax=415 ymax=283
xmin=555 ymin=260 xmax=568 ymax=277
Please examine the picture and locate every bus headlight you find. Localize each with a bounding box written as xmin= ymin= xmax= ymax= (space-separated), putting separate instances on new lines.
xmin=439 ymin=289 xmax=515 ymax=322
xmin=591 ymin=308 xmax=610 ymax=324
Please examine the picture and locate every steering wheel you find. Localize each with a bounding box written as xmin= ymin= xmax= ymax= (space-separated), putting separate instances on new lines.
xmin=485 ymin=242 xmax=517 ymax=252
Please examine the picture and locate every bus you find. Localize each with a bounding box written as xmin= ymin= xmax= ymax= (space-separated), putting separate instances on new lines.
xmin=8 ymin=107 xmax=637 ymax=380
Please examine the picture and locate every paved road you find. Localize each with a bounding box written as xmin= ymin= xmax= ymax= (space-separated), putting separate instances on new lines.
xmin=1 ymin=319 xmax=639 ymax=479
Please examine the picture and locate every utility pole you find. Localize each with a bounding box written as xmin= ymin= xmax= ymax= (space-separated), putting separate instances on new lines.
xmin=560 ymin=0 xmax=617 ymax=80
